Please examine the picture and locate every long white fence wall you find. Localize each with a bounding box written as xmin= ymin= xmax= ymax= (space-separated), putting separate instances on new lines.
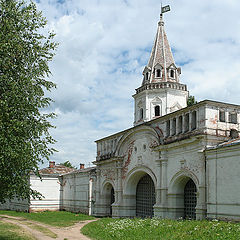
xmin=60 ymin=171 xmax=95 ymax=214
xmin=30 ymin=175 xmax=60 ymax=211
xmin=0 ymin=198 xmax=29 ymax=211
xmin=206 ymin=144 xmax=240 ymax=221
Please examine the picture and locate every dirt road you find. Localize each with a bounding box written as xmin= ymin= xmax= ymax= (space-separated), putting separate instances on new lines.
xmin=0 ymin=215 xmax=95 ymax=240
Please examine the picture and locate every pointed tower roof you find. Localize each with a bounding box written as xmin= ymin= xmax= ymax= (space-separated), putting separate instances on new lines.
xmin=142 ymin=14 xmax=181 ymax=85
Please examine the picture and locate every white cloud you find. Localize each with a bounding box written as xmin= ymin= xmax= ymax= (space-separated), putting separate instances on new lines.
xmin=35 ymin=0 xmax=240 ymax=168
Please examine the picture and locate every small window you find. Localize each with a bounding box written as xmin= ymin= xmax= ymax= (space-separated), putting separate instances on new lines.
xmin=170 ymin=69 xmax=175 ymax=78
xmin=140 ymin=108 xmax=143 ymax=120
xmin=229 ymin=112 xmax=237 ymax=124
xmin=219 ymin=110 xmax=225 ymax=122
xmin=145 ymin=72 xmax=149 ymax=80
xmin=155 ymin=105 xmax=160 ymax=117
xmin=156 ymin=69 xmax=161 ymax=78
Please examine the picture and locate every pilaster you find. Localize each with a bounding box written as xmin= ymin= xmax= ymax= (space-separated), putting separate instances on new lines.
xmin=154 ymin=150 xmax=168 ymax=218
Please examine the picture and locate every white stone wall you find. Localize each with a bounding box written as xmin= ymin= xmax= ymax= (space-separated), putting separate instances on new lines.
xmin=205 ymin=105 xmax=240 ymax=137
xmin=161 ymin=137 xmax=207 ymax=220
xmin=30 ymin=175 xmax=60 ymax=211
xmin=60 ymin=171 xmax=96 ymax=215
xmin=206 ymin=145 xmax=240 ymax=221
xmin=0 ymin=198 xmax=29 ymax=212
xmin=133 ymin=87 xmax=188 ymax=125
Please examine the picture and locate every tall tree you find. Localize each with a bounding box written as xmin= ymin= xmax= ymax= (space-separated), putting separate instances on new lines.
xmin=0 ymin=0 xmax=57 ymax=202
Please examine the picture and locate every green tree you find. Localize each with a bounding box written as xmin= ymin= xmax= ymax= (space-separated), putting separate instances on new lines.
xmin=60 ymin=161 xmax=76 ymax=169
xmin=0 ymin=0 xmax=57 ymax=202
xmin=187 ymin=95 xmax=197 ymax=107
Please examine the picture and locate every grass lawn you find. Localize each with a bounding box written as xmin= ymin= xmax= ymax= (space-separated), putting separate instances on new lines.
xmin=81 ymin=218 xmax=240 ymax=240
xmin=0 ymin=221 xmax=35 ymax=240
xmin=0 ymin=210 xmax=95 ymax=227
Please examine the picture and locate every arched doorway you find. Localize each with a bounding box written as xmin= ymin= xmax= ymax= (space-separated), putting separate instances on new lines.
xmin=136 ymin=174 xmax=155 ymax=218
xmin=102 ymin=183 xmax=115 ymax=217
xmin=109 ymin=186 xmax=115 ymax=216
xmin=184 ymin=179 xmax=197 ymax=219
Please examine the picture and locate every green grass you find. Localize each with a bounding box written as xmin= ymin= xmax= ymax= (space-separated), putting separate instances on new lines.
xmin=0 ymin=221 xmax=35 ymax=240
xmin=0 ymin=210 xmax=95 ymax=227
xmin=81 ymin=218 xmax=240 ymax=240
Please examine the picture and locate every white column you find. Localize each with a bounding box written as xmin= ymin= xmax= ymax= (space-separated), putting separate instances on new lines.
xmin=154 ymin=150 xmax=168 ymax=218
xmin=155 ymin=158 xmax=161 ymax=205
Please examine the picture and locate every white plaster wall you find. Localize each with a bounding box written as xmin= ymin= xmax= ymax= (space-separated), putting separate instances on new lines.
xmin=205 ymin=106 xmax=240 ymax=136
xmin=167 ymin=141 xmax=204 ymax=185
xmin=134 ymin=88 xmax=188 ymax=125
xmin=120 ymin=132 xmax=159 ymax=173
xmin=61 ymin=172 xmax=94 ymax=214
xmin=0 ymin=198 xmax=29 ymax=211
xmin=206 ymin=145 xmax=240 ymax=220
xmin=30 ymin=175 xmax=60 ymax=211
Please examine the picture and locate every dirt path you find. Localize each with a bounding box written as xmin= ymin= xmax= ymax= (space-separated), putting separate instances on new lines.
xmin=0 ymin=215 xmax=96 ymax=240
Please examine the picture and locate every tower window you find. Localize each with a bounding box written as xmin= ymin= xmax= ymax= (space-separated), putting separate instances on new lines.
xmin=156 ymin=69 xmax=161 ymax=78
xmin=170 ymin=69 xmax=175 ymax=78
xmin=140 ymin=108 xmax=143 ymax=120
xmin=145 ymin=72 xmax=149 ymax=80
xmin=155 ymin=105 xmax=160 ymax=117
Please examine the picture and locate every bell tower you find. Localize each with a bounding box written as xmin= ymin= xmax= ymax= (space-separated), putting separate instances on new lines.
xmin=133 ymin=8 xmax=189 ymax=126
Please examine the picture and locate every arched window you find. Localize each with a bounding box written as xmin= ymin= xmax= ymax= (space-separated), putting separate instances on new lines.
xmin=145 ymin=72 xmax=149 ymax=80
xmin=170 ymin=69 xmax=175 ymax=78
xmin=155 ymin=105 xmax=160 ymax=117
xmin=140 ymin=108 xmax=143 ymax=120
xmin=156 ymin=69 xmax=161 ymax=78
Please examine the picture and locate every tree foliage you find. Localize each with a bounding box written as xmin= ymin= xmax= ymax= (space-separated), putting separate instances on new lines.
xmin=0 ymin=0 xmax=57 ymax=202
xmin=187 ymin=95 xmax=197 ymax=107
xmin=60 ymin=161 xmax=76 ymax=169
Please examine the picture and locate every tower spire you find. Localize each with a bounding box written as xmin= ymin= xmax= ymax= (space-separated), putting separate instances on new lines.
xmin=133 ymin=6 xmax=188 ymax=126
xmin=142 ymin=5 xmax=180 ymax=85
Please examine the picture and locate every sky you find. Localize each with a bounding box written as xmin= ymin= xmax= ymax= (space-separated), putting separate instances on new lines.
xmin=34 ymin=0 xmax=240 ymax=168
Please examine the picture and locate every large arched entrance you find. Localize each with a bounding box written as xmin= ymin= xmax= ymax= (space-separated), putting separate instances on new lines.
xmin=136 ymin=174 xmax=156 ymax=218
xmin=184 ymin=179 xmax=197 ymax=219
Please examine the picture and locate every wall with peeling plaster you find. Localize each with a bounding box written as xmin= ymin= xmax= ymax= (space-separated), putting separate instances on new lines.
xmin=206 ymin=144 xmax=240 ymax=220
xmin=93 ymin=100 xmax=240 ymax=220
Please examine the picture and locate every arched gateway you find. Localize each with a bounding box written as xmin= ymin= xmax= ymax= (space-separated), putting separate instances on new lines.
xmin=184 ymin=179 xmax=197 ymax=219
xmin=136 ymin=174 xmax=156 ymax=218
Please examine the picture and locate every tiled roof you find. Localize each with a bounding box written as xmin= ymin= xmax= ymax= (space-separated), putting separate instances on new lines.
xmin=60 ymin=167 xmax=96 ymax=176
xmin=38 ymin=164 xmax=76 ymax=175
